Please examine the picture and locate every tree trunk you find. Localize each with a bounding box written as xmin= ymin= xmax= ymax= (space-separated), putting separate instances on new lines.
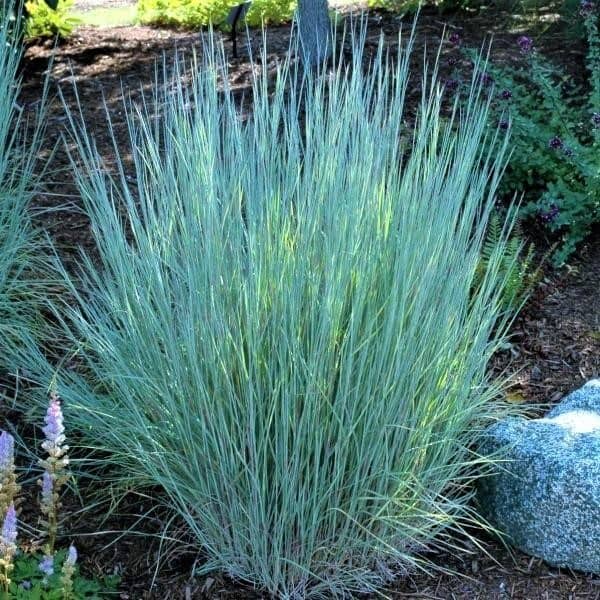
xmin=296 ymin=0 xmax=331 ymax=68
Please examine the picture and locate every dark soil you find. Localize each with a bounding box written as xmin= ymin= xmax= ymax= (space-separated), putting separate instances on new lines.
xmin=15 ymin=9 xmax=600 ymax=599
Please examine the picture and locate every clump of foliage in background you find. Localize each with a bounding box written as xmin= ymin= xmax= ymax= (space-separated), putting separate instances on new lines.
xmin=0 ymin=396 xmax=120 ymax=598
xmin=25 ymin=0 xmax=79 ymax=38
xmin=447 ymin=2 xmax=600 ymax=266
xmin=18 ymin=27 xmax=525 ymax=598
xmin=137 ymin=0 xmax=295 ymax=28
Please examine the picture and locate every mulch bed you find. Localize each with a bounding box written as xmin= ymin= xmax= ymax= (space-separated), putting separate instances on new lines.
xmin=15 ymin=9 xmax=600 ymax=599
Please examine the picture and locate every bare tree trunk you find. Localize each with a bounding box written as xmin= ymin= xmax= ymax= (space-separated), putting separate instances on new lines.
xmin=296 ymin=0 xmax=331 ymax=68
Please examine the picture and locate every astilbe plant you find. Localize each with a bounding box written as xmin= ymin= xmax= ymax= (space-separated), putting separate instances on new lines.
xmin=0 ymin=395 xmax=118 ymax=598
xmin=446 ymin=7 xmax=600 ymax=266
xmin=21 ymin=26 xmax=523 ymax=598
xmin=38 ymin=392 xmax=70 ymax=573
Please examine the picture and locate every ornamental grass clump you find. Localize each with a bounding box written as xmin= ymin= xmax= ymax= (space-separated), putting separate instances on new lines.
xmin=26 ymin=28 xmax=521 ymax=597
xmin=0 ymin=4 xmax=53 ymax=371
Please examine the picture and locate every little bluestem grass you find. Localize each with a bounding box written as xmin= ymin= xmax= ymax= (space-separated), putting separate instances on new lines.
xmin=21 ymin=26 xmax=523 ymax=598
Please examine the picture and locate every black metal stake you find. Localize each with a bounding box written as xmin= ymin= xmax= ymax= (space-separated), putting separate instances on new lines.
xmin=230 ymin=4 xmax=245 ymax=59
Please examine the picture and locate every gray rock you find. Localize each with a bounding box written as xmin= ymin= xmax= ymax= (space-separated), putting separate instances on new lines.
xmin=476 ymin=380 xmax=600 ymax=573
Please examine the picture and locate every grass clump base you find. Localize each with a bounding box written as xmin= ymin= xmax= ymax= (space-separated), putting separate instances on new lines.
xmin=20 ymin=27 xmax=523 ymax=598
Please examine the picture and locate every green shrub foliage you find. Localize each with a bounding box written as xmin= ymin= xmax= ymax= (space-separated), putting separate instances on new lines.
xmin=25 ymin=0 xmax=79 ymax=38
xmin=19 ymin=30 xmax=522 ymax=598
xmin=447 ymin=8 xmax=600 ymax=266
xmin=137 ymin=0 xmax=295 ymax=28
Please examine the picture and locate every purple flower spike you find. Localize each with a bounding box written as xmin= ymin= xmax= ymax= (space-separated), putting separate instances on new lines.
xmin=39 ymin=554 xmax=54 ymax=577
xmin=500 ymin=89 xmax=513 ymax=100
xmin=0 ymin=431 xmax=14 ymax=472
xmin=517 ymin=36 xmax=534 ymax=54
xmin=1 ymin=504 xmax=17 ymax=547
xmin=592 ymin=112 xmax=600 ymax=127
xmin=43 ymin=394 xmax=65 ymax=447
xmin=448 ymin=32 xmax=461 ymax=47
xmin=41 ymin=471 xmax=53 ymax=504
xmin=548 ymin=136 xmax=563 ymax=149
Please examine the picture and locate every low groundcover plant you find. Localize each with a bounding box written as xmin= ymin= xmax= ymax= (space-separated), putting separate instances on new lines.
xmin=19 ymin=27 xmax=524 ymax=598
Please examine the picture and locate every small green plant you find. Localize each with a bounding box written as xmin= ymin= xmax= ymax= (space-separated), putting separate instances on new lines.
xmin=137 ymin=0 xmax=295 ymax=28
xmin=446 ymin=9 xmax=600 ymax=266
xmin=25 ymin=0 xmax=79 ymax=38
xmin=10 ymin=547 xmax=119 ymax=599
xmin=0 ymin=396 xmax=120 ymax=599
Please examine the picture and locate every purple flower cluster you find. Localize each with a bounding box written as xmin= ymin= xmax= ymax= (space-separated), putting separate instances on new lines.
xmin=518 ymin=36 xmax=534 ymax=54
xmin=592 ymin=112 xmax=600 ymax=127
xmin=42 ymin=394 xmax=65 ymax=450
xmin=500 ymin=89 xmax=513 ymax=100
xmin=448 ymin=32 xmax=461 ymax=47
xmin=540 ymin=203 xmax=560 ymax=223
xmin=445 ymin=78 xmax=459 ymax=92
xmin=39 ymin=554 xmax=54 ymax=577
xmin=499 ymin=119 xmax=510 ymax=131
xmin=580 ymin=0 xmax=595 ymax=16
xmin=548 ymin=136 xmax=563 ymax=149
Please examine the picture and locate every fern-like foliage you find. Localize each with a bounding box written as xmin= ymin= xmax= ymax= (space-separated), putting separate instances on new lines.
xmin=475 ymin=213 xmax=540 ymax=314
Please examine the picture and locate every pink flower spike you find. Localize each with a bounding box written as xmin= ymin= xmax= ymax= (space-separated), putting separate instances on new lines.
xmin=43 ymin=393 xmax=65 ymax=446
xmin=1 ymin=504 xmax=17 ymax=547
xmin=0 ymin=431 xmax=14 ymax=472
xmin=41 ymin=471 xmax=53 ymax=504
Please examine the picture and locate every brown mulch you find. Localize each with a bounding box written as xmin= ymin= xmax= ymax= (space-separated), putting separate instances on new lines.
xmin=15 ymin=10 xmax=600 ymax=599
